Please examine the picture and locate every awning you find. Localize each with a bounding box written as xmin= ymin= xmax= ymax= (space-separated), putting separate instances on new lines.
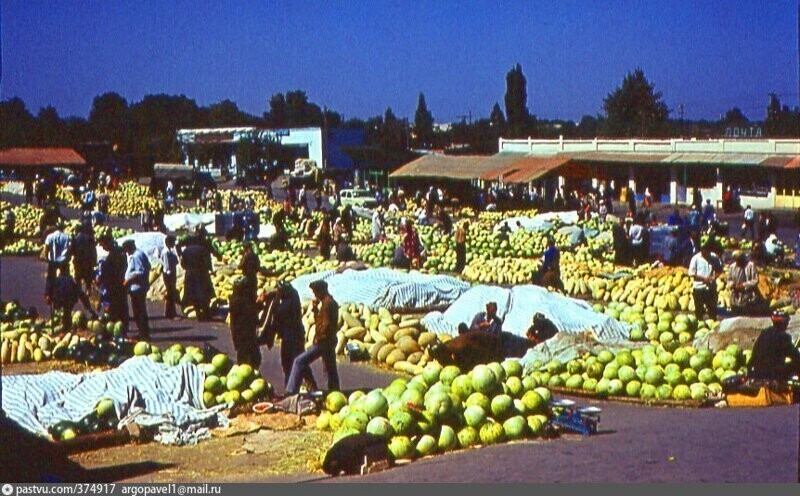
xmin=390 ymin=154 xmax=522 ymax=181
xmin=0 ymin=148 xmax=86 ymax=169
xmin=501 ymin=156 xmax=572 ymax=183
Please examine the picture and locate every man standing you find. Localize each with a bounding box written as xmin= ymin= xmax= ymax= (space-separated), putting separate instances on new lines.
xmin=371 ymin=208 xmax=385 ymax=243
xmin=468 ymin=301 xmax=503 ymax=336
xmin=71 ymin=222 xmax=97 ymax=295
xmin=628 ymin=215 xmax=646 ymax=266
xmin=727 ymin=250 xmax=760 ymax=316
xmin=228 ymin=277 xmax=261 ymax=369
xmin=688 ymin=240 xmax=718 ymax=320
xmin=122 ymin=240 xmax=151 ymax=340
xmin=454 ymin=220 xmax=469 ymax=273
xmin=742 ymin=205 xmax=755 ymax=240
xmin=748 ymin=311 xmax=800 ymax=382
xmin=97 ymin=235 xmax=129 ymax=333
xmin=612 ymin=218 xmax=629 ymax=265
xmin=178 ymin=235 xmax=215 ymax=321
xmin=267 ymin=282 xmax=317 ymax=389
xmin=44 ymin=222 xmax=71 ymax=299
xmin=161 ymin=235 xmax=180 ymax=320
xmin=285 ymin=281 xmax=340 ymax=395
xmin=702 ymin=199 xmax=715 ymax=227
xmin=239 ymin=241 xmax=262 ymax=305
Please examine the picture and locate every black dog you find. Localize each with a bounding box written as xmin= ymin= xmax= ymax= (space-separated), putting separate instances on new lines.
xmin=323 ymin=433 xmax=394 ymax=476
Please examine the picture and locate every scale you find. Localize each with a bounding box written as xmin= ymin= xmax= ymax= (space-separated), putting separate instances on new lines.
xmin=549 ymin=399 xmax=601 ymax=436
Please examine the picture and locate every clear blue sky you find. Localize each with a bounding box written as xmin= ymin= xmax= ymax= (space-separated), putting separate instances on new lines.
xmin=2 ymin=0 xmax=798 ymax=123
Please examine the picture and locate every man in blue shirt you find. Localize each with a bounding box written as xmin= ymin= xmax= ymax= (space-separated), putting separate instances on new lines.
xmin=536 ymin=237 xmax=563 ymax=291
xmin=122 ymin=240 xmax=151 ymax=340
xmin=667 ymin=209 xmax=683 ymax=227
xmin=468 ymin=301 xmax=503 ymax=336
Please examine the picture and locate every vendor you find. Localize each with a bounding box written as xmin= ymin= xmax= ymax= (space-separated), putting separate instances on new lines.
xmin=228 ymin=277 xmax=261 ymax=369
xmin=526 ymin=312 xmax=558 ymax=345
xmin=727 ymin=250 xmax=761 ymax=316
xmin=535 ymin=237 xmax=563 ymax=291
xmin=748 ymin=310 xmax=800 ymax=382
xmin=469 ymin=301 xmax=503 ymax=336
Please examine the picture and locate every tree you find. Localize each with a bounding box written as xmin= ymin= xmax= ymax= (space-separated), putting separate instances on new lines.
xmin=380 ymin=107 xmax=407 ymax=152
xmin=206 ymin=99 xmax=255 ymax=127
xmin=602 ymin=68 xmax=669 ymax=137
xmin=576 ymin=115 xmax=600 ymax=137
xmin=504 ymin=63 xmax=529 ymax=138
xmin=89 ymin=92 xmax=130 ymax=149
xmin=0 ymin=98 xmax=37 ymax=148
xmin=36 ymin=106 xmax=68 ymax=146
xmin=489 ymin=102 xmax=506 ymax=131
xmin=723 ymin=107 xmax=748 ymax=126
xmin=413 ymin=92 xmax=434 ymax=148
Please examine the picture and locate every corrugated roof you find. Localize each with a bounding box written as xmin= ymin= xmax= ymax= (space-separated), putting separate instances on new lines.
xmin=784 ymin=157 xmax=800 ymax=169
xmin=569 ymin=152 xmax=670 ymax=163
xmin=502 ymin=156 xmax=572 ymax=183
xmin=389 ymin=154 xmax=521 ymax=180
xmin=759 ymin=155 xmax=795 ymax=167
xmin=0 ymin=148 xmax=86 ymax=168
xmin=662 ymin=153 xmax=767 ymax=165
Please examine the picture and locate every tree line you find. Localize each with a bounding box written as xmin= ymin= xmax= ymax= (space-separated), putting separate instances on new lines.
xmin=1 ymin=66 xmax=798 ymax=174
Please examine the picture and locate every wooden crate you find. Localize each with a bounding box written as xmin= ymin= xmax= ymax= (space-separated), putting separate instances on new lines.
xmin=727 ymin=387 xmax=794 ymax=408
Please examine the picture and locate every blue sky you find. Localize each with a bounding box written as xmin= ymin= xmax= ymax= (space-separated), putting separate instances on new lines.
xmin=2 ymin=0 xmax=798 ymax=122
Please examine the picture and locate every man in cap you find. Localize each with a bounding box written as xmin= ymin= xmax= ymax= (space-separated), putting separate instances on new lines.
xmin=285 ymin=280 xmax=340 ymax=395
xmin=122 ymin=239 xmax=151 ymax=340
xmin=688 ymin=239 xmax=719 ymax=320
xmin=727 ymin=250 xmax=761 ymax=316
xmin=748 ymin=311 xmax=800 ymax=382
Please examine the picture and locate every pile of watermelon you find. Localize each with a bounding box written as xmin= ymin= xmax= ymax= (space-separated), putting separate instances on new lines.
xmin=316 ymin=360 xmax=552 ymax=460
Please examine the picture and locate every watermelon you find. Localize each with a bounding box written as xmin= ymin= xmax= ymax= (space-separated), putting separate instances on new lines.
xmin=463 ymin=405 xmax=487 ymax=428
xmin=415 ymin=434 xmax=437 ymax=457
xmin=465 ymin=392 xmax=490 ymax=412
xmin=438 ymin=425 xmax=457 ymax=451
xmin=451 ymin=375 xmax=474 ymax=401
xmin=424 ymin=392 xmax=452 ymax=420
xmin=479 ymin=421 xmax=506 ymax=445
xmin=502 ymin=415 xmax=527 ymax=440
xmin=388 ymin=436 xmax=415 ymax=459
xmin=440 ymin=366 xmax=461 ymax=387
xmin=490 ymin=395 xmax=513 ymax=419
xmin=526 ymin=416 xmax=544 ymax=436
xmin=362 ymin=391 xmax=389 ymax=418
xmin=343 ymin=411 xmax=369 ymax=432
xmin=457 ymin=426 xmax=479 ymax=448
xmin=502 ymin=359 xmax=523 ymax=378
xmin=316 ymin=411 xmax=332 ymax=430
xmin=366 ymin=416 xmax=392 ymax=439
xmin=422 ymin=363 xmax=443 ymax=387
xmin=325 ymin=391 xmax=347 ymax=413
xmin=389 ymin=411 xmax=415 ymax=436
xmin=471 ymin=365 xmax=497 ymax=394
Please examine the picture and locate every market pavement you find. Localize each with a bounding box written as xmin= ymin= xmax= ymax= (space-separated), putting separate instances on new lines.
xmin=0 ymin=255 xmax=400 ymax=395
xmin=323 ymin=399 xmax=799 ymax=483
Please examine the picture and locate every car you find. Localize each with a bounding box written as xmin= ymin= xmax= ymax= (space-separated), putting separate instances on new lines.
xmin=333 ymin=189 xmax=379 ymax=208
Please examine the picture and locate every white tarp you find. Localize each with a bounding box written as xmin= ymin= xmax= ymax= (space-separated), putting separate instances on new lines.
xmin=290 ymin=267 xmax=470 ymax=312
xmin=422 ymin=284 xmax=631 ymax=341
xmin=96 ymin=232 xmax=165 ymax=265
xmin=163 ymin=213 xmax=216 ymax=232
xmin=2 ymin=357 xmax=227 ymax=440
xmin=493 ymin=212 xmax=580 ymax=233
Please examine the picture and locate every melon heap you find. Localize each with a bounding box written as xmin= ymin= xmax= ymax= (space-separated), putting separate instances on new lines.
xmin=531 ymin=343 xmax=750 ymax=402
xmin=317 ymin=360 xmax=552 ymax=462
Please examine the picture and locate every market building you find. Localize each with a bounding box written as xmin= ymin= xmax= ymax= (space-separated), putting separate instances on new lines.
xmin=176 ymin=126 xmax=364 ymax=178
xmin=0 ymin=147 xmax=87 ymax=177
xmin=390 ymin=137 xmax=800 ymax=209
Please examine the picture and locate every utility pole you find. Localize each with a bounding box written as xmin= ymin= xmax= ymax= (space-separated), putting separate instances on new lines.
xmin=678 ymin=104 xmax=685 ymax=138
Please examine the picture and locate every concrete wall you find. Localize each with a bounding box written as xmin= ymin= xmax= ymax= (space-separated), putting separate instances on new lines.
xmin=498 ymin=137 xmax=800 ymax=156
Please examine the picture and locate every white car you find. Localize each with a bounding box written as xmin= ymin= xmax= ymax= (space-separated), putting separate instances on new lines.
xmin=333 ymin=189 xmax=378 ymax=208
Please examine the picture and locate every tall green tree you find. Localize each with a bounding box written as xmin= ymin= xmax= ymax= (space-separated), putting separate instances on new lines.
xmin=602 ymin=68 xmax=669 ymax=137
xmin=413 ymin=92 xmax=434 ymax=148
xmin=89 ymin=92 xmax=131 ymax=149
xmin=0 ymin=98 xmax=37 ymax=147
xmin=36 ymin=106 xmax=68 ymax=146
xmin=489 ymin=102 xmax=506 ymax=131
xmin=504 ymin=63 xmax=529 ymax=137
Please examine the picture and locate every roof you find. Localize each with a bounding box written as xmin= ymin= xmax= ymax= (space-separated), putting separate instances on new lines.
xmin=569 ymin=152 xmax=670 ymax=164
xmin=501 ymin=156 xmax=572 ymax=183
xmin=0 ymin=148 xmax=86 ymax=168
xmin=153 ymin=163 xmax=195 ymax=180
xmin=389 ymin=154 xmax=522 ymax=180
xmin=661 ymin=153 xmax=768 ymax=165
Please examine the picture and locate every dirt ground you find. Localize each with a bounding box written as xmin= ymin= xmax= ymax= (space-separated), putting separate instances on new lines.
xmin=69 ymin=412 xmax=331 ymax=483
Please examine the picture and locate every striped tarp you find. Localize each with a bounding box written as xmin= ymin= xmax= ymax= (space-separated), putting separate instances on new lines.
xmin=2 ymin=357 xmax=224 ymax=438
xmin=291 ymin=268 xmax=470 ymax=312
xmin=422 ymin=284 xmax=631 ymax=342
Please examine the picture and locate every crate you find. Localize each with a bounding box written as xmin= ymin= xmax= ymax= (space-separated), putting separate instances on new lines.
xmin=726 ymin=387 xmax=794 ymax=407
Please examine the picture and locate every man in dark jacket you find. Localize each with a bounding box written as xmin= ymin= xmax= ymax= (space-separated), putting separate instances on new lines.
xmin=285 ymin=280 xmax=339 ymax=395
xmin=71 ymin=222 xmax=97 ymax=294
xmin=748 ymin=311 xmax=800 ymax=382
xmin=239 ymin=241 xmax=262 ymax=304
xmin=228 ymin=277 xmax=261 ymax=369
xmin=97 ymin=235 xmax=129 ymax=334
xmin=612 ymin=218 xmax=629 ymax=265
xmin=264 ymin=282 xmax=317 ymax=389
xmin=178 ymin=235 xmax=215 ymax=321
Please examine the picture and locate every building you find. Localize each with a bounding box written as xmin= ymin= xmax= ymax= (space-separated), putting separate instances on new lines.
xmin=497 ymin=137 xmax=800 ymax=209
xmin=0 ymin=148 xmax=87 ymax=178
xmin=390 ymin=138 xmax=800 ymax=209
xmin=176 ymin=126 xmax=364 ymax=177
